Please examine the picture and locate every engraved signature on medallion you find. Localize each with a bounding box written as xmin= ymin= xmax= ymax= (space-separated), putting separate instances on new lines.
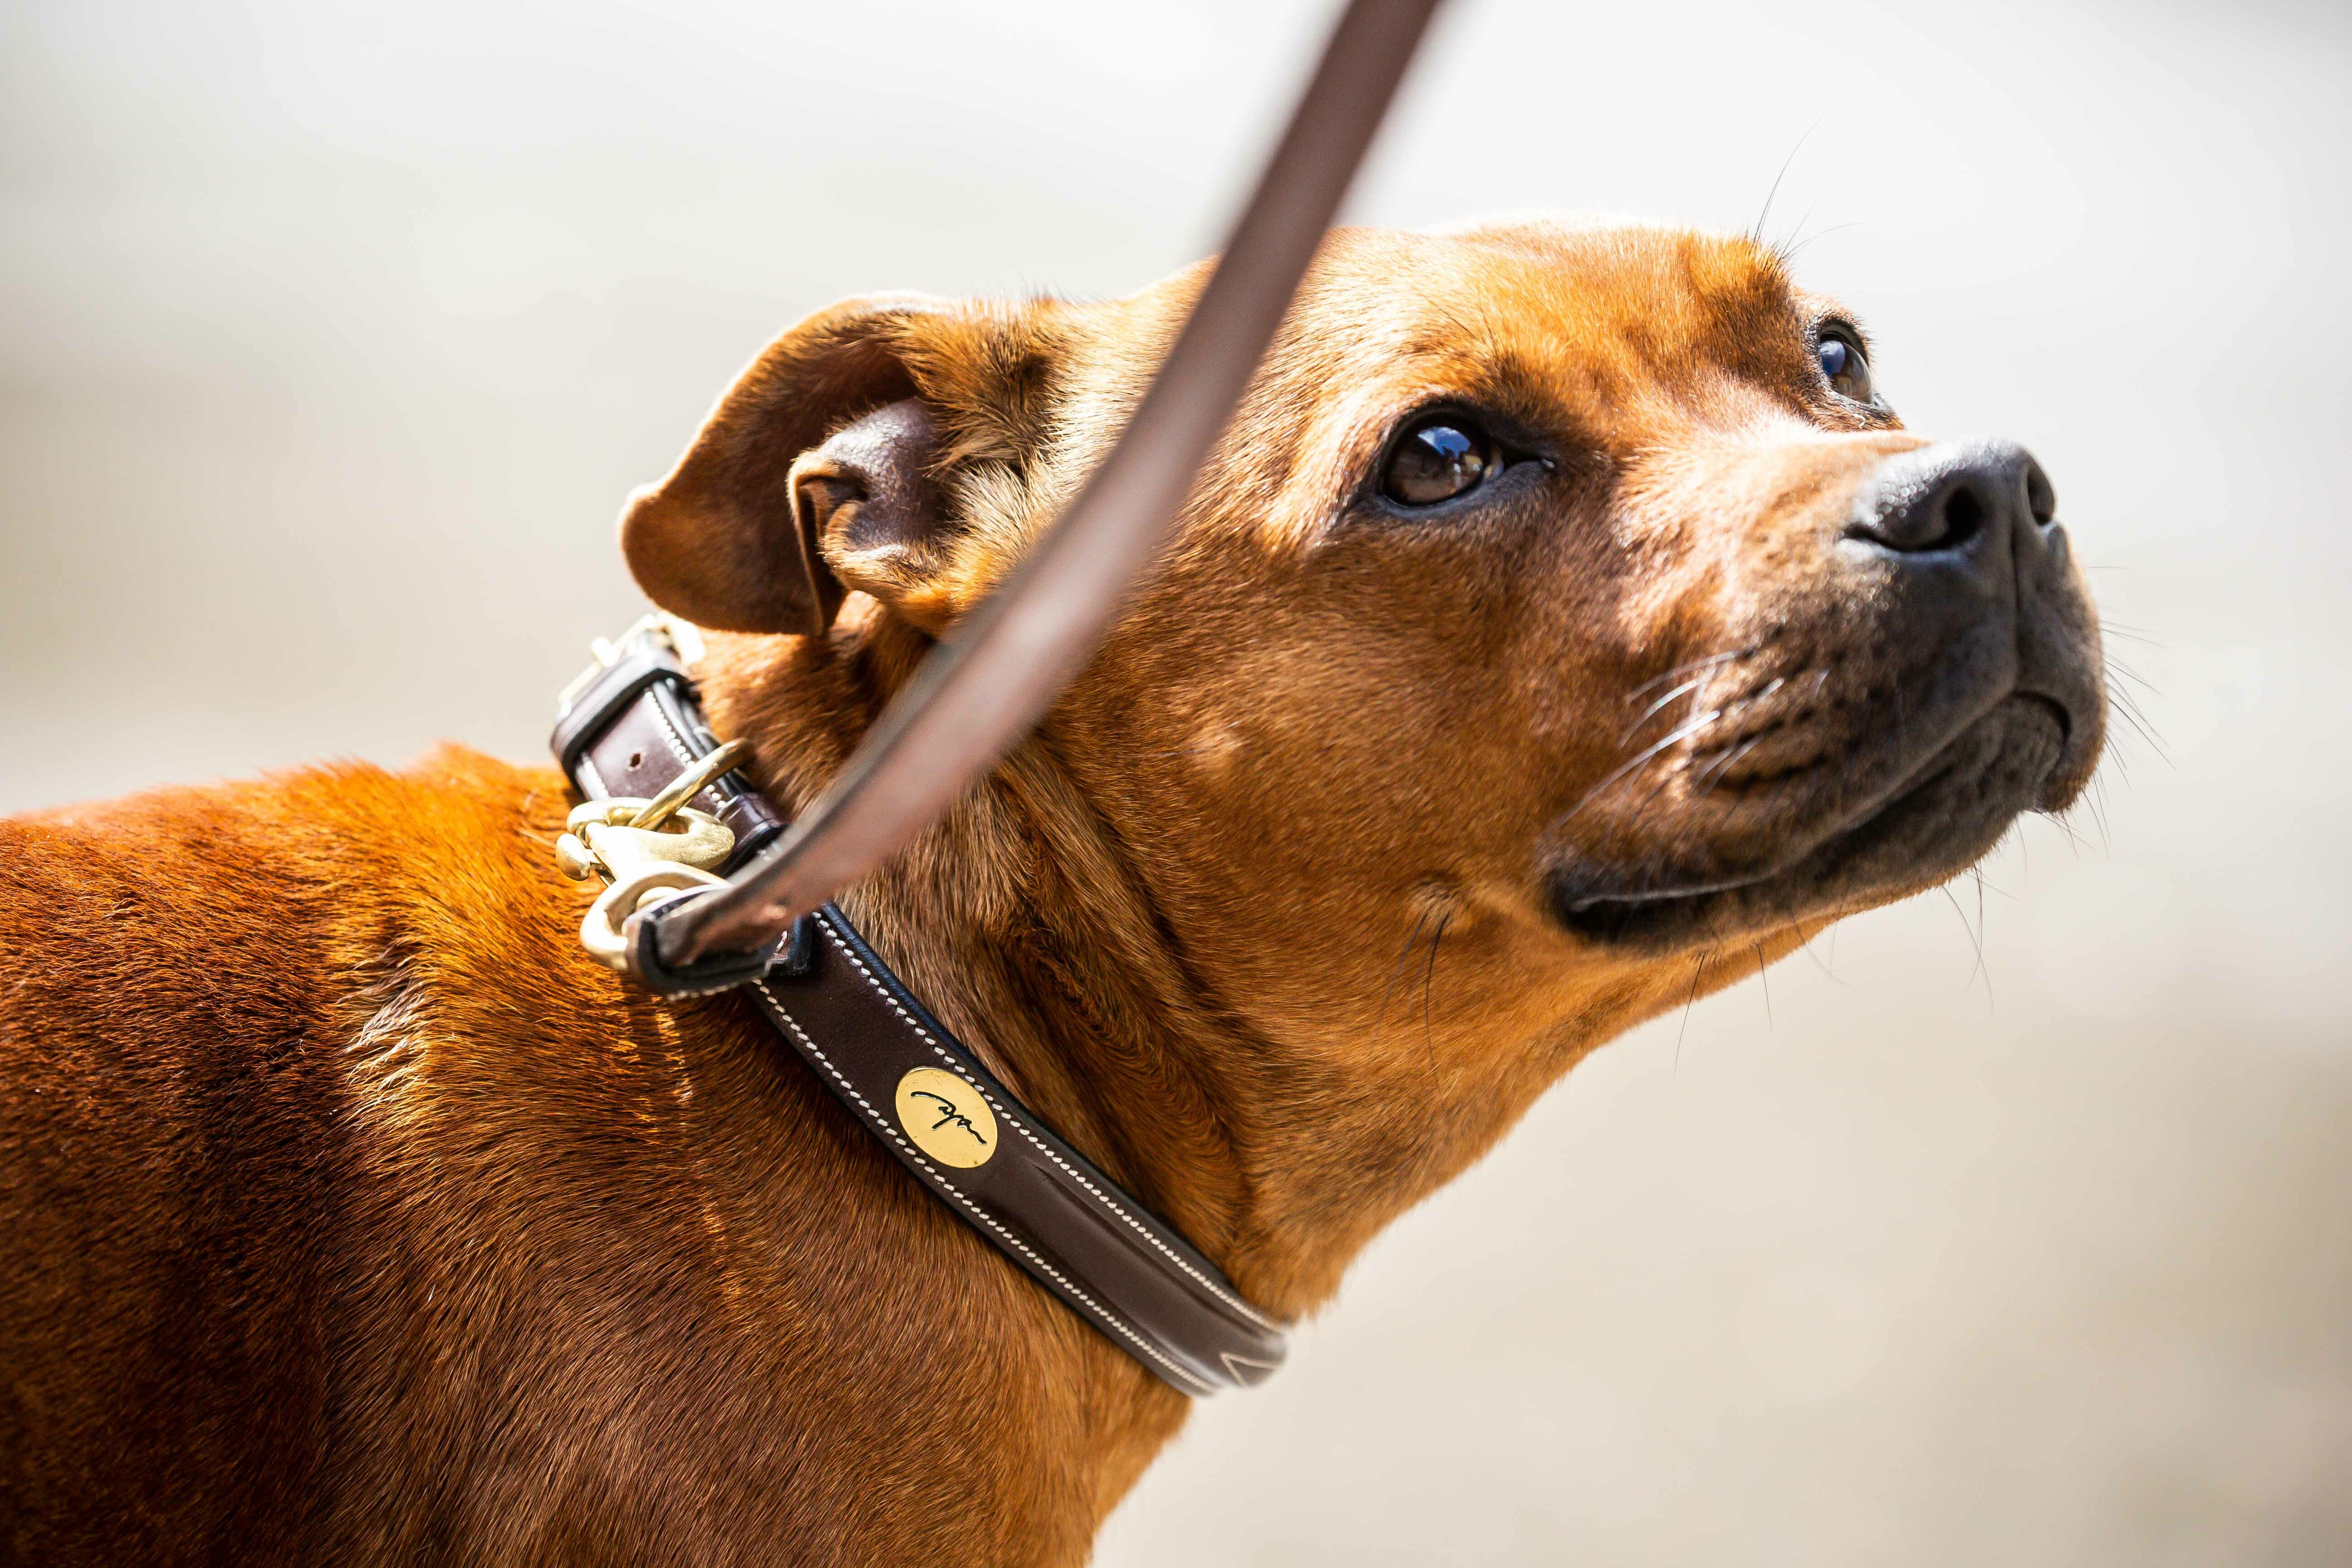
xmin=909 ymin=1088 xmax=990 ymax=1147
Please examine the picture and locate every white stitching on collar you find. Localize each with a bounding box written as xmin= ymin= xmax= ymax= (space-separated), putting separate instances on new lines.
xmin=749 ymin=975 xmax=1215 ymax=1394
xmin=809 ymin=909 xmax=1278 ymax=1332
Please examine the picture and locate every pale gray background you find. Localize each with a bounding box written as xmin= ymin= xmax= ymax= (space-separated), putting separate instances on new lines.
xmin=4 ymin=1 xmax=2346 ymax=1563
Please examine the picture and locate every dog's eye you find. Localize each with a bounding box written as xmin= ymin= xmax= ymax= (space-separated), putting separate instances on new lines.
xmin=1382 ymin=416 xmax=1499 ymax=507
xmin=1817 ymin=329 xmax=1873 ymax=403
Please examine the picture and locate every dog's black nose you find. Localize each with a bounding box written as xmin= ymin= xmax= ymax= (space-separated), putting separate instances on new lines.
xmin=1846 ymin=439 xmax=2055 ymax=556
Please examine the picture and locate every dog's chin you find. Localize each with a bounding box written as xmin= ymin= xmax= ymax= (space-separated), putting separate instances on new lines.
xmin=1547 ymin=695 xmax=2069 ymax=953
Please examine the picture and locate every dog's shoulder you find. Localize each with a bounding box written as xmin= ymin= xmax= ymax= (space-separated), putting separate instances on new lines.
xmin=2 ymin=744 xmax=572 ymax=989
xmin=0 ymin=745 xmax=619 ymax=1135
xmin=0 ymin=747 xmax=945 ymax=1553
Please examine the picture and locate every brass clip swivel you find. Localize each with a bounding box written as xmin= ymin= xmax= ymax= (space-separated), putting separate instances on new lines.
xmin=556 ymin=740 xmax=750 ymax=970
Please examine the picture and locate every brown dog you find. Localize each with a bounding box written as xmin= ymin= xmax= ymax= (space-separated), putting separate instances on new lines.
xmin=0 ymin=217 xmax=2104 ymax=1564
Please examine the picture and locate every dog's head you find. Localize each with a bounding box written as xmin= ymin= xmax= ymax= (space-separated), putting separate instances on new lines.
xmin=627 ymin=217 xmax=2104 ymax=1070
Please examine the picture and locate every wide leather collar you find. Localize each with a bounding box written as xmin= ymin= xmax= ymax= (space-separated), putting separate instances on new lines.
xmin=552 ymin=621 xmax=1286 ymax=1394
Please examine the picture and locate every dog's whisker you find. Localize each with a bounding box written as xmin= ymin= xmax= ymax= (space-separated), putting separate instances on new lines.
xmin=1940 ymin=881 xmax=1993 ymax=1010
xmin=1568 ymin=708 xmax=1727 ymax=820
xmin=2096 ymin=619 xmax=2164 ymax=649
xmin=2103 ymin=675 xmax=2171 ymax=765
xmin=1779 ymin=220 xmax=1866 ymax=260
xmin=1751 ymin=119 xmax=1823 ymax=246
xmin=1628 ymin=748 xmax=1702 ymax=818
xmin=1673 ymin=948 xmax=1715 ymax=1074
xmin=1971 ymin=866 xmax=1992 ymax=995
xmin=1623 ymin=647 xmax=1754 ymax=705
xmin=2086 ymin=775 xmax=2115 ymax=852
xmin=1790 ymin=921 xmax=1855 ymax=990
xmin=1418 ymin=913 xmax=1450 ymax=1090
xmin=1690 ymin=735 xmax=1764 ymax=803
xmin=1786 ymin=196 xmax=1821 ymax=254
xmin=1618 ymin=676 xmax=1711 ymax=746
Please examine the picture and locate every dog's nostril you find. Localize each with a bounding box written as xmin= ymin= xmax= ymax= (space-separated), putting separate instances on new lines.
xmin=629 ymin=752 xmax=643 ymax=769
xmin=1844 ymin=439 xmax=2051 ymax=562
xmin=1850 ymin=440 xmax=2044 ymax=558
xmin=2024 ymin=461 xmax=2057 ymax=527
xmin=1939 ymin=483 xmax=1985 ymax=549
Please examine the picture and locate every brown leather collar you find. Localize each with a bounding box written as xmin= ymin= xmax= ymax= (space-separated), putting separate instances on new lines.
xmin=542 ymin=0 xmax=1441 ymax=1394
xmin=552 ymin=621 xmax=1287 ymax=1394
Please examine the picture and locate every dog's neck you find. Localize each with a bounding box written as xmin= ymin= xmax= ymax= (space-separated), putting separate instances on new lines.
xmin=694 ymin=611 xmax=1644 ymax=1322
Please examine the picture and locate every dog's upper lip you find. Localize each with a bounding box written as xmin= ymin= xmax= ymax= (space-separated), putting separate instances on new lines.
xmin=1549 ymin=688 xmax=2076 ymax=952
xmin=1547 ymin=749 xmax=1964 ymax=945
xmin=1552 ymin=692 xmax=2005 ymax=915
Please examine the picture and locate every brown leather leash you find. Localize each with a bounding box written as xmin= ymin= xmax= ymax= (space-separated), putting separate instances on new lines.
xmin=550 ymin=0 xmax=1439 ymax=1394
xmin=623 ymin=0 xmax=1441 ymax=994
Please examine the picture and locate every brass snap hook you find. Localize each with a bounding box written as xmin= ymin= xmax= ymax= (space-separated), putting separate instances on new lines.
xmin=554 ymin=740 xmax=752 ymax=969
xmin=554 ymin=739 xmax=751 ymax=885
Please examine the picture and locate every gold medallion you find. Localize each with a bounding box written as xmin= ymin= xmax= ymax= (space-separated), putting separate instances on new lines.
xmin=894 ymin=1067 xmax=998 ymax=1169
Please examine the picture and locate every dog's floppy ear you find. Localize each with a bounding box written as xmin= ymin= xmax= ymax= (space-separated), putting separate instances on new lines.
xmin=784 ymin=398 xmax=966 ymax=637
xmin=619 ymin=293 xmax=946 ymax=635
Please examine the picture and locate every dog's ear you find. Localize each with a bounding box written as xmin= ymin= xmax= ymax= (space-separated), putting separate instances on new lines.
xmin=784 ymin=398 xmax=968 ymax=637
xmin=619 ymin=293 xmax=947 ymax=636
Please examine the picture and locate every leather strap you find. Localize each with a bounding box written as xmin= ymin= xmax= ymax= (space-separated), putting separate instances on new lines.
xmin=636 ymin=0 xmax=1441 ymax=985
xmin=553 ymin=624 xmax=1287 ymax=1394
xmin=554 ymin=643 xmax=789 ymax=867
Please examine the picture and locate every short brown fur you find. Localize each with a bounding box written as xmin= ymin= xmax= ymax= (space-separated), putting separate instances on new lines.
xmin=0 ymin=220 xmax=2104 ymax=1563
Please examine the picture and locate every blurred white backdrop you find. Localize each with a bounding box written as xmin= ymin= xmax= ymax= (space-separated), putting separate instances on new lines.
xmin=3 ymin=1 xmax=2347 ymax=1561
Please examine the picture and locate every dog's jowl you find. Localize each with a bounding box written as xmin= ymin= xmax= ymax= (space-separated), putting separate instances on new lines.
xmin=0 ymin=219 xmax=2103 ymax=1565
